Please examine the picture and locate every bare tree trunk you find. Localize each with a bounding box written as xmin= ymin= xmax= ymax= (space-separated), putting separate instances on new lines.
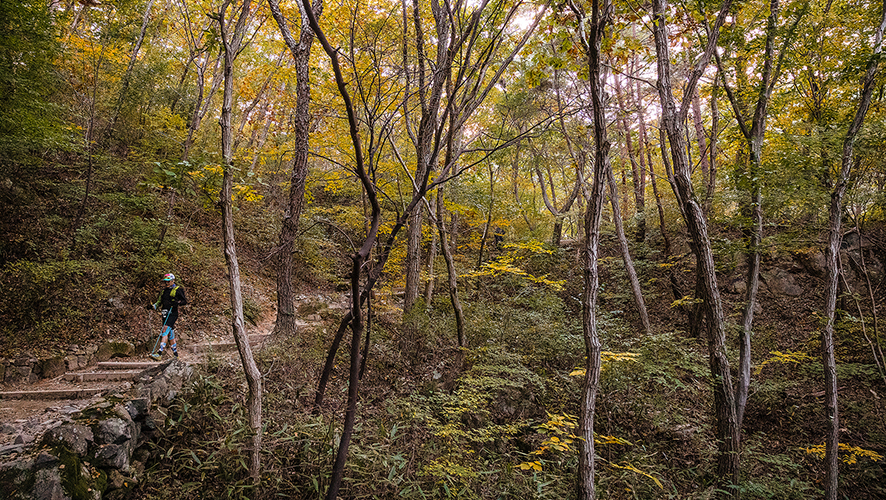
xmin=403 ymin=209 xmax=423 ymax=313
xmin=606 ymin=164 xmax=652 ymax=335
xmin=268 ymin=0 xmax=322 ymax=338
xmin=651 ymin=0 xmax=740 ymax=494
xmin=424 ymin=195 xmax=439 ymax=306
xmin=691 ymin=87 xmax=711 ymax=195
xmin=182 ymin=50 xmax=223 ymax=161
xmin=614 ymin=76 xmax=645 ymax=242
xmin=297 ymin=5 xmax=386 ymax=496
xmin=477 ymin=162 xmax=496 ymax=267
xmin=636 ymin=82 xmax=671 ymax=255
xmin=821 ymin=6 xmax=885 ymax=496
xmin=436 ymin=187 xmax=465 ymax=346
xmin=715 ymin=0 xmax=804 ymax=426
xmin=568 ymin=0 xmax=610 ymax=496
xmin=108 ymin=0 xmax=155 ymax=137
xmin=216 ymin=0 xmax=261 ymax=482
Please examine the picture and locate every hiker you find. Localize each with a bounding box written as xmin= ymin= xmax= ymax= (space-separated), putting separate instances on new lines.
xmin=146 ymin=273 xmax=188 ymax=358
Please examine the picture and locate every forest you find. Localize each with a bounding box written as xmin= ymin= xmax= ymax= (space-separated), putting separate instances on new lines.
xmin=1 ymin=0 xmax=886 ymax=498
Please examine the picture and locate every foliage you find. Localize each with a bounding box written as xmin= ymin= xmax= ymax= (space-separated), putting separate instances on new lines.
xmin=805 ymin=443 xmax=884 ymax=465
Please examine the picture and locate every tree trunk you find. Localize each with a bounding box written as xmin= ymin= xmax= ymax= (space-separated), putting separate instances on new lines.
xmin=572 ymin=0 xmax=610 ymax=496
xmin=217 ymin=0 xmax=261 ymax=482
xmin=614 ymin=76 xmax=645 ymax=242
xmin=821 ymin=7 xmax=885 ymax=496
xmin=268 ymin=0 xmax=322 ymax=338
xmin=424 ymin=195 xmax=439 ymax=307
xmin=182 ymin=50 xmax=223 ymax=161
xmin=691 ymin=87 xmax=711 ymax=197
xmin=477 ymin=162 xmax=496 ymax=267
xmin=403 ymin=209 xmax=423 ymax=313
xmin=436 ymin=187 xmax=465 ymax=346
xmin=705 ymin=78 xmax=720 ymax=215
xmin=606 ymin=164 xmax=652 ymax=335
xmin=635 ymin=82 xmax=670 ymax=255
xmin=650 ymin=0 xmax=740 ymax=494
xmin=108 ymin=0 xmax=155 ymax=138
xmin=715 ymin=0 xmax=803 ymax=426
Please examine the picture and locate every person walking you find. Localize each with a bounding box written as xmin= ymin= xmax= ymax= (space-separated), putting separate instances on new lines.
xmin=146 ymin=273 xmax=188 ymax=358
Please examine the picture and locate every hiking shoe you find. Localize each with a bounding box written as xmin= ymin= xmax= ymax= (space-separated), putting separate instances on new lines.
xmin=157 ymin=350 xmax=164 ymax=357
xmin=173 ymin=351 xmax=178 ymax=358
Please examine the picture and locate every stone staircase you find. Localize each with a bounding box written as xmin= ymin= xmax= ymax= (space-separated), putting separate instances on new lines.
xmin=0 ymin=334 xmax=271 ymax=402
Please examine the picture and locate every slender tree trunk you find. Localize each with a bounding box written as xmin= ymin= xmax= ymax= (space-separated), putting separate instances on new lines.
xmin=436 ymin=187 xmax=465 ymax=346
xmin=606 ymin=165 xmax=652 ymax=334
xmin=182 ymin=50 xmax=223 ymax=161
xmin=424 ymin=195 xmax=439 ymax=306
xmin=614 ymin=76 xmax=645 ymax=242
xmin=71 ymin=41 xmax=106 ymax=248
xmin=268 ymin=0 xmax=322 ymax=338
xmin=477 ymin=162 xmax=496 ymax=267
xmin=715 ymin=0 xmax=804 ymax=426
xmin=217 ymin=0 xmax=261 ymax=482
xmin=705 ymin=78 xmax=720 ymax=214
xmin=651 ymin=0 xmax=740 ymax=494
xmin=821 ymin=6 xmax=885 ymax=496
xmin=572 ymin=0 xmax=610 ymax=496
xmin=108 ymin=0 xmax=155 ymax=137
xmin=691 ymin=87 xmax=711 ymax=195
xmin=636 ymin=83 xmax=670 ymax=255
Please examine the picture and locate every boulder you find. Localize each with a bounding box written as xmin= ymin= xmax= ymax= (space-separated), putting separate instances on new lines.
xmin=95 ymin=342 xmax=135 ymax=362
xmin=96 ymin=418 xmax=132 ymax=446
xmin=32 ymin=466 xmax=68 ymax=500
xmin=94 ymin=443 xmax=130 ymax=471
xmin=764 ymin=269 xmax=803 ymax=297
xmin=38 ymin=357 xmax=67 ymax=379
xmin=42 ymin=424 xmax=94 ymax=456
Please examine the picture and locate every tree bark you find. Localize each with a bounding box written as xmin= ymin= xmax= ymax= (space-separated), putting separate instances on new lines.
xmin=268 ymin=0 xmax=322 ymax=338
xmin=606 ymin=163 xmax=652 ymax=335
xmin=650 ymin=0 xmax=739 ymax=494
xmin=424 ymin=195 xmax=439 ymax=307
xmin=715 ymin=0 xmax=803 ymax=426
xmin=108 ymin=0 xmax=155 ymax=138
xmin=635 ymin=81 xmax=670 ymax=255
xmin=821 ymin=5 xmax=886 ymax=497
xmin=568 ymin=0 xmax=610 ymax=496
xmin=614 ymin=76 xmax=645 ymax=242
xmin=436 ymin=187 xmax=465 ymax=346
xmin=216 ymin=0 xmax=261 ymax=482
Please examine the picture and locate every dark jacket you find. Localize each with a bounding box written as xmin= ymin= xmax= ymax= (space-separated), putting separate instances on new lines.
xmin=153 ymin=284 xmax=187 ymax=311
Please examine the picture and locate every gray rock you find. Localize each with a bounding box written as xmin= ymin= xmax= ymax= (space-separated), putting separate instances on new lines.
xmin=765 ymin=269 xmax=803 ymax=296
xmin=0 ymin=443 xmax=26 ymax=456
xmin=64 ymin=355 xmax=80 ymax=372
xmin=0 ymin=423 xmax=19 ymax=434
xmin=42 ymin=424 xmax=94 ymax=455
xmin=125 ymin=399 xmax=149 ymax=421
xmin=38 ymin=357 xmax=67 ymax=379
xmin=96 ymin=418 xmax=133 ymax=445
xmin=94 ymin=443 xmax=130 ymax=471
xmin=795 ymin=249 xmax=827 ymax=277
xmin=34 ymin=452 xmax=59 ymax=467
xmin=32 ymin=466 xmax=69 ymax=500
xmin=13 ymin=433 xmax=32 ymax=445
xmin=95 ymin=341 xmax=135 ymax=362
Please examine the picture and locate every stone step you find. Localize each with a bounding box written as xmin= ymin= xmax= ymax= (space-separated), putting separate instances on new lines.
xmin=63 ymin=371 xmax=143 ymax=383
xmin=189 ymin=334 xmax=270 ymax=354
xmin=0 ymin=388 xmax=107 ymax=400
xmin=96 ymin=361 xmax=161 ymax=371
